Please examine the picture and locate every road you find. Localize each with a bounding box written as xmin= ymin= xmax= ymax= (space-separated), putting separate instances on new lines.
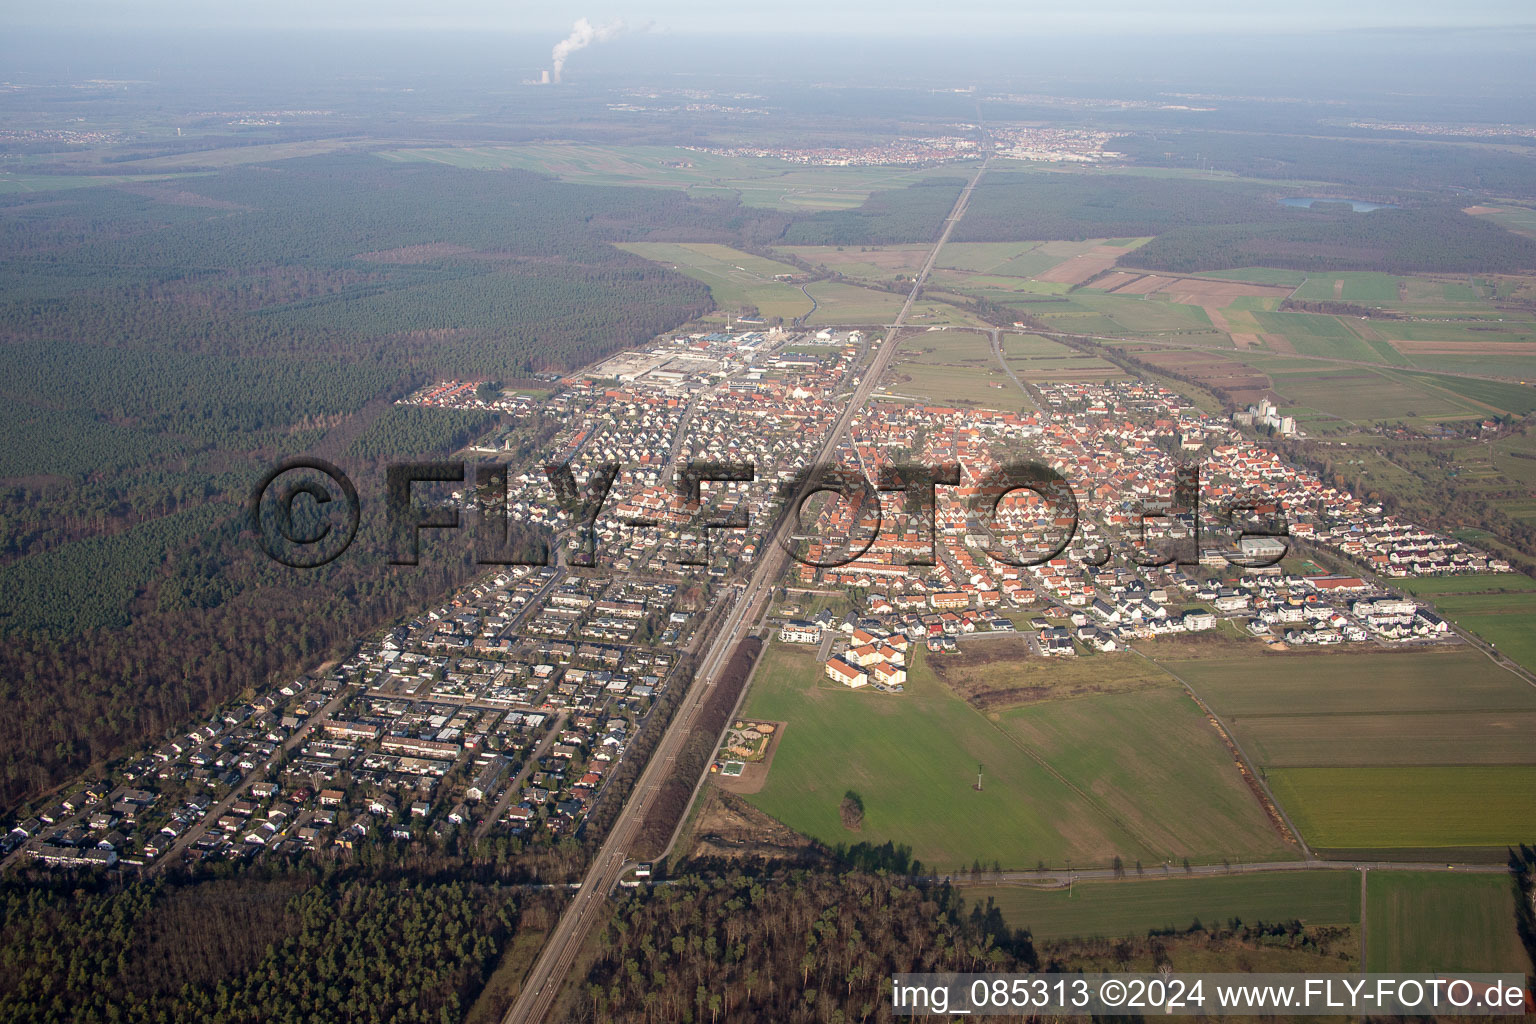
xmin=794 ymin=282 xmax=819 ymax=328
xmin=499 ymin=155 xmax=992 ymax=1024
xmin=474 ymin=712 xmax=568 ymax=841
xmin=988 ymin=326 xmax=1040 ymax=413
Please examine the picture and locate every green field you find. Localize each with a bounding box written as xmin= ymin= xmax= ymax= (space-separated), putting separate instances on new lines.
xmin=1468 ymin=204 xmax=1536 ymax=240
xmin=1365 ymin=871 xmax=1529 ymax=972
xmin=0 ymin=171 xmax=208 ymax=194
xmin=937 ymin=241 xmax=1062 ymax=276
xmin=382 ymin=143 xmax=976 ymax=210
xmin=964 ymin=871 xmax=1359 ymax=941
xmin=740 ymin=644 xmax=1156 ymax=871
xmin=1275 ymin=369 xmax=1466 ymax=421
xmin=1394 ymin=574 xmax=1536 ymax=674
xmin=1069 ymin=294 xmax=1215 ymax=334
xmin=1251 ymin=311 xmax=1385 ymax=362
xmin=774 ymin=245 xmax=930 ymax=285
xmin=1193 ymin=267 xmax=1309 ymax=287
xmin=1268 ymin=766 xmax=1536 ymax=849
xmin=1292 ymin=272 xmax=1402 ymax=304
xmin=1161 ymin=650 xmax=1536 ymax=851
xmin=614 ymin=243 xmax=985 ymax=327
xmin=879 ymin=362 xmax=1017 ymax=407
xmin=999 ymin=689 xmax=1296 ymax=863
xmin=1398 ymin=573 xmax=1536 ymax=597
xmin=880 ymin=331 xmax=1019 ymax=406
xmin=1235 ymin=709 xmax=1536 ymax=766
xmin=1218 ymin=350 xmax=1533 ymax=424
xmin=1398 ymin=371 xmax=1536 ymax=416
xmin=739 ymin=642 xmax=1294 ymax=872
xmin=1417 ymin=591 xmax=1536 ymax=677
xmin=1171 ymin=649 xmax=1536 ymax=718
xmin=614 ymin=242 xmax=811 ymax=321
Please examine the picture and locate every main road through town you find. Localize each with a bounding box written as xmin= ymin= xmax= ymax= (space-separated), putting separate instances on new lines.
xmin=499 ymin=155 xmax=992 ymax=1024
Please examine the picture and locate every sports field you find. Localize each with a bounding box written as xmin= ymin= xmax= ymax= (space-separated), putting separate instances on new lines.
xmin=1162 ymin=649 xmax=1536 ymax=851
xmin=1365 ymin=871 xmax=1528 ymax=972
xmin=964 ymin=871 xmax=1359 ymax=941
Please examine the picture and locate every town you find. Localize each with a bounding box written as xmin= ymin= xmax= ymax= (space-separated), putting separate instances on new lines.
xmin=5 ymin=319 xmax=1505 ymax=874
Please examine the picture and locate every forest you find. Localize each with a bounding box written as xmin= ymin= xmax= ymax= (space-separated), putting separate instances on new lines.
xmin=0 ymin=865 xmax=551 ymax=1024
xmin=1123 ymin=206 xmax=1536 ymax=274
xmin=781 ymin=177 xmax=967 ymax=246
xmin=952 ymin=172 xmax=1279 ymax=241
xmin=4 ymin=138 xmax=1533 ymax=825
xmin=1116 ymin=130 xmax=1536 ymax=199
xmin=565 ymin=866 xmax=1035 ymax=1023
xmin=952 ymin=172 xmax=1536 ymax=274
xmin=0 ymin=155 xmax=758 ymax=812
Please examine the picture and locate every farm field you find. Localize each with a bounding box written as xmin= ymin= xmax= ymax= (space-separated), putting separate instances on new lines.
xmin=0 ymin=171 xmax=208 ymax=194
xmin=1265 ymin=364 xmax=1469 ymax=422
xmin=1268 ymin=765 xmax=1536 ymax=849
xmin=878 ymin=362 xmax=1017 ymax=406
xmin=381 ymin=143 xmax=975 ymax=209
xmin=1001 ymin=333 xmax=1125 ymax=382
xmin=1397 ymin=573 xmax=1536 ymax=596
xmin=1170 ymin=649 xmax=1536 ymax=717
xmin=1160 ymin=649 xmax=1536 ymax=851
xmin=779 ymin=241 xmax=1069 ymax=285
xmin=1466 ymin=204 xmax=1536 ymax=240
xmin=1407 ymin=587 xmax=1536 ymax=677
xmin=784 ymin=240 xmax=1152 ymax=309
xmin=1195 ymin=267 xmax=1310 ymax=287
xmin=806 ymin=282 xmax=989 ymax=328
xmin=614 ymin=241 xmax=982 ymax=327
xmin=998 ymin=688 xmax=1296 ymax=863
xmin=964 ymin=871 xmax=1359 ymax=941
xmin=774 ymin=245 xmax=930 ymax=284
xmin=1292 ymin=272 xmax=1402 ymax=303
xmin=1235 ymin=710 xmax=1536 ymax=766
xmin=880 ymin=331 xmax=1017 ymax=406
xmin=1205 ymin=351 xmax=1536 ymax=424
xmin=742 ymin=643 xmax=1182 ymax=872
xmin=1066 ymin=294 xmax=1216 ymax=334
xmin=615 ymin=242 xmax=811 ymax=321
xmin=1249 ymin=311 xmax=1386 ymax=362
xmin=929 ymin=638 xmax=1172 ymax=707
xmin=937 ymin=241 xmax=1068 ymax=276
xmin=1364 ymin=871 xmax=1528 ymax=973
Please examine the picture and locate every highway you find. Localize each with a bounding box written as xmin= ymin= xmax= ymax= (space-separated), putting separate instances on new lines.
xmin=499 ymin=155 xmax=992 ymax=1024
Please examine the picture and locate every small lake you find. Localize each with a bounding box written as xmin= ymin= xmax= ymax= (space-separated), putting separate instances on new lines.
xmin=1280 ymin=196 xmax=1399 ymax=212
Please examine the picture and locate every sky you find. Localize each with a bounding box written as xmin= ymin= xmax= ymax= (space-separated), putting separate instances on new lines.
xmin=13 ymin=0 xmax=1536 ymax=35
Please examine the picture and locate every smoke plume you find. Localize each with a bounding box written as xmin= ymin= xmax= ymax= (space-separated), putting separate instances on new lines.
xmin=551 ymin=18 xmax=630 ymax=82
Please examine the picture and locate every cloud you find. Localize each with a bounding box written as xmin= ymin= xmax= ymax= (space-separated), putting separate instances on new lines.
xmin=551 ymin=17 xmax=639 ymax=82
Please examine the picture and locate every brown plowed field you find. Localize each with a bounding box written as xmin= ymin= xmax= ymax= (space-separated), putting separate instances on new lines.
xmin=1127 ymin=345 xmax=1276 ymax=405
xmin=1035 ymin=244 xmax=1125 ymax=284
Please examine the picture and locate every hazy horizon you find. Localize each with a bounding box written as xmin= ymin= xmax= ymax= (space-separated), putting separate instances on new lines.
xmin=11 ymin=0 xmax=1536 ymax=35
